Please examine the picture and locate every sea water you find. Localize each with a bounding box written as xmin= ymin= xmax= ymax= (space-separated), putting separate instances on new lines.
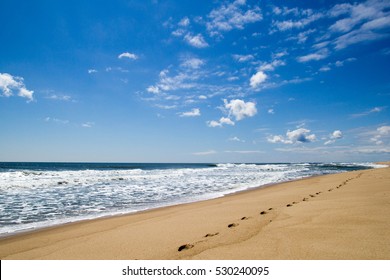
xmin=0 ymin=162 xmax=385 ymax=236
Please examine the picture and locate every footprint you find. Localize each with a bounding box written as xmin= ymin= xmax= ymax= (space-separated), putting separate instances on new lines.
xmin=241 ymin=216 xmax=249 ymax=220
xmin=310 ymin=194 xmax=316 ymax=198
xmin=228 ymin=223 xmax=239 ymax=228
xmin=328 ymin=188 xmax=333 ymax=192
xmin=292 ymin=201 xmax=298 ymax=204
xmin=178 ymin=244 xmax=194 ymax=252
xmin=204 ymin=232 xmax=219 ymax=238
xmin=286 ymin=204 xmax=292 ymax=207
xmin=268 ymin=207 xmax=273 ymax=211
xmin=303 ymin=197 xmax=308 ymax=201
xmin=260 ymin=211 xmax=267 ymax=215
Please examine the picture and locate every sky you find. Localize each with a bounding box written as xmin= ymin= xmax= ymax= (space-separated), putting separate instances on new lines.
xmin=0 ymin=0 xmax=389 ymax=163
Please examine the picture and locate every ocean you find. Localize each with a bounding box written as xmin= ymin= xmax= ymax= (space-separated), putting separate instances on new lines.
xmin=0 ymin=162 xmax=385 ymax=237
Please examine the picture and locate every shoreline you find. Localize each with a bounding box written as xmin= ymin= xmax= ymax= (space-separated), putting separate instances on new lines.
xmin=0 ymin=172 xmax=320 ymax=240
xmin=0 ymin=165 xmax=375 ymax=240
xmin=0 ymin=164 xmax=389 ymax=259
xmin=0 ymin=165 xmax=342 ymax=239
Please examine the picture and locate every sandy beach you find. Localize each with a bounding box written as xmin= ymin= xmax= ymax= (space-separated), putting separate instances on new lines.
xmin=0 ymin=164 xmax=389 ymax=260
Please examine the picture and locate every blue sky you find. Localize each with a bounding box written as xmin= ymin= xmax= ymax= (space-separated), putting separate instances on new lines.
xmin=1 ymin=0 xmax=389 ymax=163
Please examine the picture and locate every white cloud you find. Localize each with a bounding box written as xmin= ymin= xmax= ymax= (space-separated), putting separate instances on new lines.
xmin=179 ymin=108 xmax=201 ymax=117
xmin=207 ymin=117 xmax=235 ymax=128
xmin=287 ymin=29 xmax=316 ymax=44
xmin=220 ymin=117 xmax=235 ymax=126
xmin=329 ymin=3 xmax=353 ymax=18
xmin=258 ymin=59 xmax=285 ymax=72
xmin=268 ymin=109 xmax=275 ymax=114
xmin=333 ymin=28 xmax=388 ymax=50
xmin=272 ymin=6 xmax=282 ymax=15
xmin=274 ymin=19 xmax=309 ymax=31
xmin=0 ymin=73 xmax=34 ymax=101
xmin=193 ymin=150 xmax=217 ymax=156
xmin=362 ymin=16 xmax=390 ymax=31
xmin=328 ymin=0 xmax=390 ymax=49
xmin=224 ymin=99 xmax=257 ymax=121
xmin=170 ymin=16 xmax=209 ymax=49
xmin=82 ymin=122 xmax=94 ymax=128
xmin=350 ymin=106 xmax=386 ymax=118
xmin=164 ymin=95 xmax=180 ymax=101
xmin=324 ymin=140 xmax=335 ymax=145
xmin=105 ymin=67 xmax=129 ymax=73
xmin=178 ymin=17 xmax=190 ymax=27
xmin=377 ymin=126 xmax=390 ymax=135
xmin=184 ymin=33 xmax=209 ymax=48
xmin=250 ymin=71 xmax=267 ymax=88
xmin=168 ymin=16 xmax=190 ymax=38
xmin=144 ymin=59 xmax=222 ymax=109
xmin=272 ymin=7 xmax=324 ymax=32
xmin=207 ymin=120 xmax=222 ymax=127
xmin=335 ymin=57 xmax=357 ymax=66
xmin=330 ymin=17 xmax=359 ymax=34
xmin=154 ymin=69 xmax=197 ymax=92
xmin=18 ymin=88 xmax=34 ymax=100
xmin=331 ymin=130 xmax=343 ymax=139
xmin=181 ymin=58 xmax=205 ymax=69
xmin=273 ymin=50 xmax=288 ymax=58
xmin=88 ymin=69 xmax=98 ymax=74
xmin=44 ymin=117 xmax=69 ymax=125
xmin=118 ymin=52 xmax=138 ymax=60
xmin=147 ymin=85 xmax=160 ymax=94
xmin=329 ymin=1 xmax=387 ymax=33
xmin=155 ymin=104 xmax=177 ymax=110
xmin=320 ymin=57 xmax=357 ymax=71
xmin=207 ymin=0 xmax=262 ymax=36
xmin=297 ymin=49 xmax=329 ymax=63
xmin=268 ymin=128 xmax=316 ymax=144
xmin=227 ymin=76 xmax=239 ymax=81
xmin=267 ymin=135 xmax=286 ymax=144
xmin=0 ymin=74 xmax=20 ymax=97
xmin=247 ymin=59 xmax=285 ymax=89
xmin=287 ymin=128 xmax=316 ymax=143
xmin=228 ymin=136 xmax=245 ymax=142
xmin=313 ymin=41 xmax=331 ymax=50
xmin=46 ymin=94 xmax=72 ymax=102
xmin=320 ymin=66 xmax=331 ymax=72
xmin=232 ymin=54 xmax=254 ymax=62
xmin=370 ymin=125 xmax=390 ymax=145
xmin=324 ymin=130 xmax=343 ymax=145
xmin=172 ymin=28 xmax=186 ymax=37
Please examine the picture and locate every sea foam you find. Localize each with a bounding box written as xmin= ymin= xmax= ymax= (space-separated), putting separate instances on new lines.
xmin=0 ymin=162 xmax=383 ymax=236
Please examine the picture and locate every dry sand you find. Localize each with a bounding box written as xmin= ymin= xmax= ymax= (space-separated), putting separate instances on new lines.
xmin=0 ymin=164 xmax=389 ymax=260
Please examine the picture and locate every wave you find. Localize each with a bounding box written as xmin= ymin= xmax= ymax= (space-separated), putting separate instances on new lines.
xmin=0 ymin=162 xmax=384 ymax=236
